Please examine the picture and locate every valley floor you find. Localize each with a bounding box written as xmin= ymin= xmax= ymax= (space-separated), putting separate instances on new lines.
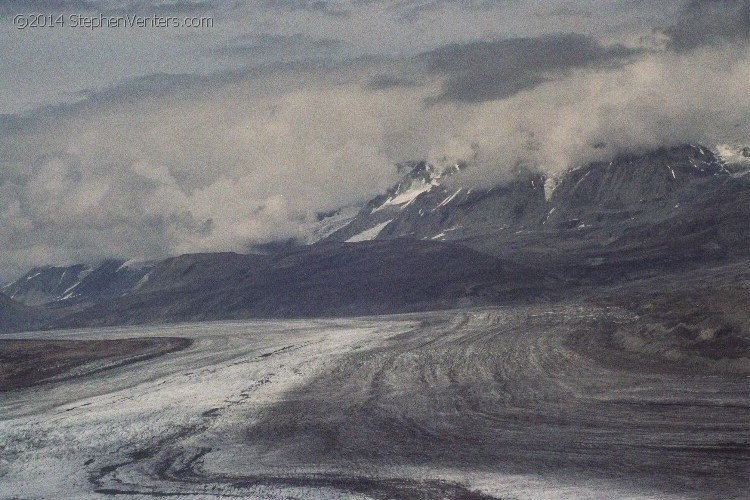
xmin=0 ymin=301 xmax=748 ymax=499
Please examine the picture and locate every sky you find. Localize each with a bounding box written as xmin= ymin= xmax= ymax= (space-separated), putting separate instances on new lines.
xmin=0 ymin=0 xmax=749 ymax=279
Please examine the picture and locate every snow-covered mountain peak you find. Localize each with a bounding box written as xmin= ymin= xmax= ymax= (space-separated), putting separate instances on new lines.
xmin=395 ymin=160 xmax=460 ymax=182
xmin=367 ymin=160 xmax=461 ymax=214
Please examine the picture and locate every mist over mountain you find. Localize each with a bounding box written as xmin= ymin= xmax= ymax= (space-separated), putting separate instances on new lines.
xmin=2 ymin=142 xmax=747 ymax=332
xmin=1 ymin=0 xmax=749 ymax=280
xmin=2 ymin=4 xmax=749 ymax=499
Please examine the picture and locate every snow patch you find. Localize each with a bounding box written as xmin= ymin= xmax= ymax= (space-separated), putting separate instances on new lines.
xmin=309 ymin=206 xmax=360 ymax=242
xmin=60 ymin=281 xmax=82 ymax=300
xmin=134 ymin=271 xmax=152 ymax=290
xmin=435 ymin=188 xmax=462 ymax=209
xmin=373 ymin=182 xmax=434 ymax=213
xmin=544 ymin=177 xmax=559 ymax=202
xmin=346 ymin=220 xmax=392 ymax=243
xmin=118 ymin=259 xmax=156 ymax=272
xmin=573 ymin=170 xmax=591 ymax=190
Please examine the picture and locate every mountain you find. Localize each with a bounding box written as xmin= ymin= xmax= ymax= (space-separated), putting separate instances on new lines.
xmin=55 ymin=240 xmax=551 ymax=328
xmin=3 ymin=259 xmax=154 ymax=307
xmin=0 ymin=293 xmax=45 ymax=333
xmin=319 ymin=144 xmax=750 ymax=281
xmin=4 ymin=143 xmax=749 ymax=331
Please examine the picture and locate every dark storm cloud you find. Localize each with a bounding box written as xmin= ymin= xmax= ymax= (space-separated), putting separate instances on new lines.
xmin=423 ymin=34 xmax=643 ymax=103
xmin=663 ymin=0 xmax=750 ymax=52
xmin=209 ymin=34 xmax=344 ymax=61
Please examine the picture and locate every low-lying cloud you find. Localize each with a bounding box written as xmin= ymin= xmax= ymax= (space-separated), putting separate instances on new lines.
xmin=1 ymin=17 xmax=749 ymax=279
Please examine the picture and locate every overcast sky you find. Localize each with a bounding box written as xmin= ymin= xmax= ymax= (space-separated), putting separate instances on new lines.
xmin=0 ymin=0 xmax=748 ymax=279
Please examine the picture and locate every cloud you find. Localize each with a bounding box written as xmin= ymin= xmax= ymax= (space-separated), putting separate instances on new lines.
xmin=208 ymin=34 xmax=344 ymax=62
xmin=365 ymin=74 xmax=420 ymax=90
xmin=422 ymin=34 xmax=643 ymax=103
xmin=663 ymin=0 xmax=750 ymax=52
xmin=422 ymin=49 xmax=750 ymax=189
xmin=264 ymin=0 xmax=349 ymax=17
xmin=542 ymin=5 xmax=593 ymax=18
xmin=373 ymin=0 xmax=505 ymax=21
xmin=0 ymin=27 xmax=749 ymax=279
xmin=263 ymin=0 xmax=506 ymax=21
xmin=0 ymin=66 xmax=418 ymax=277
xmin=265 ymin=0 xmax=501 ymax=19
xmin=0 ymin=1 xmax=104 ymax=13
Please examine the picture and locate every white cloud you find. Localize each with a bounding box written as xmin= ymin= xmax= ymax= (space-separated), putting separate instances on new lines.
xmin=0 ymin=3 xmax=749 ymax=279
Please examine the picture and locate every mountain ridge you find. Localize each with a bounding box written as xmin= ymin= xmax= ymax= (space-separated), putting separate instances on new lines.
xmin=3 ymin=143 xmax=749 ymax=332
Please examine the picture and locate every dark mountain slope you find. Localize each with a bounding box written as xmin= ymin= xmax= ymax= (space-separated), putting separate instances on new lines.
xmin=0 ymin=293 xmax=45 ymax=333
xmin=4 ymin=144 xmax=748 ymax=332
xmin=321 ymin=144 xmax=748 ymax=282
xmin=55 ymin=240 xmax=551 ymax=328
xmin=465 ymin=146 xmax=750 ymax=281
xmin=2 ymin=264 xmax=89 ymax=306
xmin=3 ymin=259 xmax=153 ymax=307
